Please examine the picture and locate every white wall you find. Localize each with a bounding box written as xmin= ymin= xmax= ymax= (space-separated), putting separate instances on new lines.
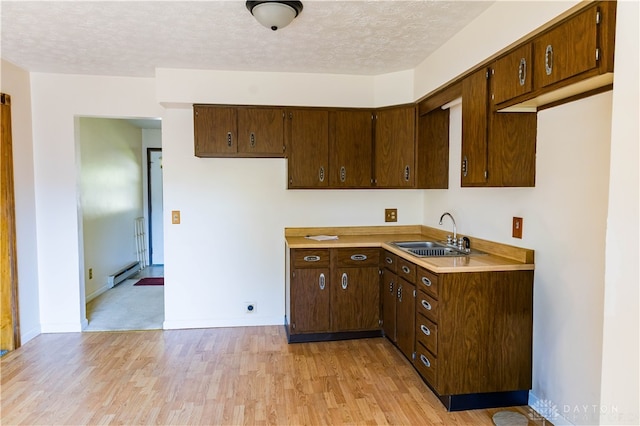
xmin=426 ymin=95 xmax=612 ymax=425
xmin=79 ymin=118 xmax=144 ymax=301
xmin=600 ymin=1 xmax=639 ymax=424
xmin=0 ymin=60 xmax=41 ymax=343
xmin=29 ymin=73 xmax=163 ymax=332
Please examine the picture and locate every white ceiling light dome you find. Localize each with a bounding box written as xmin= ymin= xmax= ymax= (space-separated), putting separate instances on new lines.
xmin=246 ymin=1 xmax=303 ymax=31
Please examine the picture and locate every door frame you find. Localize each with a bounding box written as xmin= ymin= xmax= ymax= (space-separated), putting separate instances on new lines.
xmin=146 ymin=148 xmax=162 ymax=265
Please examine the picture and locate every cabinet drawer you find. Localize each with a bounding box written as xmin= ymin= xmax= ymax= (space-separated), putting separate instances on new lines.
xmin=335 ymin=248 xmax=380 ymax=267
xmin=292 ymin=249 xmax=330 ymax=268
xmin=397 ymin=258 xmax=416 ymax=282
xmin=381 ymin=250 xmax=397 ymax=274
xmin=416 ymin=314 xmax=438 ymax=355
xmin=414 ymin=343 xmax=438 ymax=390
xmin=417 ymin=291 xmax=439 ymax=323
xmin=417 ymin=267 xmax=438 ymax=298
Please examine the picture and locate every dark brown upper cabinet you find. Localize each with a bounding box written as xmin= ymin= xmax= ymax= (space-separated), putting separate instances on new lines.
xmin=492 ymin=44 xmax=533 ymax=106
xmin=374 ymin=105 xmax=416 ymax=188
xmin=286 ymin=109 xmax=329 ymax=188
xmin=462 ymin=67 xmax=537 ymax=187
xmin=328 ymin=109 xmax=374 ymax=188
xmin=417 ymin=107 xmax=450 ymax=189
xmin=194 ymin=105 xmax=284 ymax=157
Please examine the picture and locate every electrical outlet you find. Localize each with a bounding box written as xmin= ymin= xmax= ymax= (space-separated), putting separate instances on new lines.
xmin=89 ymin=268 xmax=93 ymax=279
xmin=171 ymin=210 xmax=181 ymax=224
xmin=245 ymin=302 xmax=256 ymax=314
xmin=512 ymin=217 xmax=523 ymax=239
xmin=385 ymin=208 xmax=398 ymax=222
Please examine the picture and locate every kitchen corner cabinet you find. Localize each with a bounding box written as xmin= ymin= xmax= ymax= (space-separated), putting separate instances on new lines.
xmin=374 ymin=105 xmax=416 ymax=188
xmin=462 ymin=68 xmax=537 ymax=187
xmin=329 ymin=109 xmax=374 ymax=188
xmin=286 ymin=109 xmax=329 ymax=188
xmin=287 ymin=247 xmax=382 ymax=342
xmin=193 ymin=105 xmax=285 ymax=157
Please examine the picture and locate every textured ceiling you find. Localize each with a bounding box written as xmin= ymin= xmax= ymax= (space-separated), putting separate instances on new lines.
xmin=1 ymin=1 xmax=493 ymax=78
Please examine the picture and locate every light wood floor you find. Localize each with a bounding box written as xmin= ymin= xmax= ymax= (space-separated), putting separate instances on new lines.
xmin=1 ymin=326 xmax=545 ymax=425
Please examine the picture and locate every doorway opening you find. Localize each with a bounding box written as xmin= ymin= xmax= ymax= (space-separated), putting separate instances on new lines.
xmin=78 ymin=117 xmax=164 ymax=331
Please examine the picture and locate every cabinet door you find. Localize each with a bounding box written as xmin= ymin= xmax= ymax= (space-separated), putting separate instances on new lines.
xmin=488 ymin=112 xmax=537 ymax=187
xmin=396 ymin=278 xmax=415 ymax=359
xmin=492 ymin=44 xmax=533 ymax=105
xmin=329 ymin=110 xmax=374 ymax=188
xmin=286 ymin=109 xmax=329 ymax=188
xmin=381 ymin=270 xmax=397 ymax=342
xmin=533 ymin=4 xmax=599 ymax=88
xmin=237 ymin=108 xmax=284 ymax=156
xmin=193 ymin=105 xmax=237 ymax=156
xmin=374 ymin=106 xmax=416 ymax=188
xmin=461 ymin=68 xmax=489 ymax=186
xmin=417 ymin=108 xmax=449 ymax=189
xmin=332 ymin=267 xmax=379 ymax=331
xmin=291 ymin=268 xmax=331 ymax=333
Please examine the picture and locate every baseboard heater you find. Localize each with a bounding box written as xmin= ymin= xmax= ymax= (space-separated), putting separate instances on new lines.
xmin=107 ymin=261 xmax=140 ymax=287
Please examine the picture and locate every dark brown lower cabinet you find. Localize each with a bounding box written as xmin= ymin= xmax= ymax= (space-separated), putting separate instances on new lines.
xmin=287 ymin=247 xmax=381 ymax=342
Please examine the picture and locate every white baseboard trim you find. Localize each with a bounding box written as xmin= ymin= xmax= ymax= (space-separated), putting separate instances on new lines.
xmin=163 ymin=316 xmax=283 ymax=330
xmin=40 ymin=322 xmax=84 ymax=333
xmin=20 ymin=326 xmax=42 ymax=344
xmin=529 ymin=391 xmax=575 ymax=426
xmin=85 ymin=283 xmax=112 ymax=303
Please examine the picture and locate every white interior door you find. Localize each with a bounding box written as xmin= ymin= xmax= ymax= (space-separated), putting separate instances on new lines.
xmin=149 ymin=150 xmax=164 ymax=264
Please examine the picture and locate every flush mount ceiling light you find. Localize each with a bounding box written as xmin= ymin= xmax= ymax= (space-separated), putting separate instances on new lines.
xmin=246 ymin=1 xmax=303 ymax=31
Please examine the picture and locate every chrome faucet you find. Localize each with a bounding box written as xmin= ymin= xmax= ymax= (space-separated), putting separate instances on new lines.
xmin=439 ymin=212 xmax=457 ymax=245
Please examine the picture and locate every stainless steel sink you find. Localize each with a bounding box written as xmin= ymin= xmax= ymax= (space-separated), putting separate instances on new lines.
xmin=390 ymin=241 xmax=486 ymax=257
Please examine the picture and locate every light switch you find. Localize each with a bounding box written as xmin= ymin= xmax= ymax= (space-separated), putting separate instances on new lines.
xmin=172 ymin=210 xmax=181 ymax=224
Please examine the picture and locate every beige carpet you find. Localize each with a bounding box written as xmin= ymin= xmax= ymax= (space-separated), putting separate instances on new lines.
xmin=85 ymin=268 xmax=164 ymax=332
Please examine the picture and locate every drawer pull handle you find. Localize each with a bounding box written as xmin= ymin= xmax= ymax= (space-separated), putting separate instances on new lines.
xmin=420 ymin=354 xmax=431 ymax=368
xmin=350 ymin=254 xmax=367 ymax=261
xmin=249 ymin=132 xmax=256 ymax=148
xmin=340 ymin=166 xmax=346 ymax=183
xmin=545 ymin=44 xmax=553 ymax=76
xmin=420 ymin=324 xmax=431 ymax=336
xmin=421 ymin=276 xmax=432 ymax=287
xmin=401 ymin=265 xmax=411 ymax=274
xmin=227 ymin=132 xmax=233 ymax=147
xmin=341 ymin=272 xmax=348 ymax=290
xmin=319 ymin=166 xmax=325 ymax=182
xmin=319 ymin=273 xmax=325 ymax=290
xmin=518 ymin=57 xmax=527 ymax=86
xmin=422 ymin=300 xmax=432 ymax=310
xmin=385 ymin=257 xmax=393 ymax=264
xmin=389 ymin=281 xmax=394 ymax=293
xmin=397 ymin=285 xmax=402 ymax=302
xmin=303 ymin=255 xmax=320 ymax=262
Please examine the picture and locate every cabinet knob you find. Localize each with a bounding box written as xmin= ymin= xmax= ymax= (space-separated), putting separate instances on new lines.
xmin=397 ymin=285 xmax=402 ymax=301
xmin=420 ymin=324 xmax=431 ymax=336
xmin=401 ymin=265 xmax=410 ymax=274
xmin=404 ymin=165 xmax=411 ymax=181
xmin=340 ymin=166 xmax=346 ymax=183
xmin=350 ymin=254 xmax=367 ymax=261
xmin=341 ymin=272 xmax=348 ymax=290
xmin=250 ymin=132 xmax=256 ymax=148
xmin=421 ymin=299 xmax=432 ymax=310
xmin=389 ymin=281 xmax=394 ymax=293
xmin=421 ymin=276 xmax=432 ymax=287
xmin=462 ymin=156 xmax=468 ymax=177
xmin=319 ymin=273 xmax=325 ymax=290
xmin=227 ymin=132 xmax=233 ymax=147
xmin=385 ymin=257 xmax=393 ymax=264
xmin=319 ymin=166 xmax=325 ymax=182
xmin=303 ymin=255 xmax=320 ymax=262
